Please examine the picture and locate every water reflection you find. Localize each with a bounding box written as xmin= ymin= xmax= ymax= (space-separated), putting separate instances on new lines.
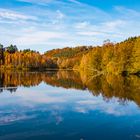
xmin=0 ymin=71 xmax=140 ymax=140
xmin=0 ymin=70 xmax=140 ymax=106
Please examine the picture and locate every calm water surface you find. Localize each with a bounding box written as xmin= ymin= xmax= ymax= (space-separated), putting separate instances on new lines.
xmin=0 ymin=71 xmax=140 ymax=140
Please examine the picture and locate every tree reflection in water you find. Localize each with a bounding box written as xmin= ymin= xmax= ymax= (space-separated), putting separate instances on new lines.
xmin=0 ymin=70 xmax=140 ymax=106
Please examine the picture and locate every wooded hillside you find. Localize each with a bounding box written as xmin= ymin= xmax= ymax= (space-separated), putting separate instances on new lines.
xmin=0 ymin=36 xmax=140 ymax=75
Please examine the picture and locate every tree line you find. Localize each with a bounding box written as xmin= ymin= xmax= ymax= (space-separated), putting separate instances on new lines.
xmin=0 ymin=44 xmax=53 ymax=70
xmin=0 ymin=36 xmax=140 ymax=75
xmin=79 ymin=36 xmax=140 ymax=75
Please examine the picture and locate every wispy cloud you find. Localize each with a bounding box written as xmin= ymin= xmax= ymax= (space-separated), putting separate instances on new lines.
xmin=17 ymin=0 xmax=54 ymax=5
xmin=68 ymin=0 xmax=81 ymax=5
xmin=15 ymin=30 xmax=66 ymax=46
xmin=75 ymin=21 xmax=90 ymax=29
xmin=0 ymin=1 xmax=140 ymax=52
xmin=76 ymin=96 xmax=140 ymax=116
xmin=0 ymin=8 xmax=37 ymax=21
xmin=115 ymin=6 xmax=140 ymax=18
xmin=102 ymin=20 xmax=126 ymax=30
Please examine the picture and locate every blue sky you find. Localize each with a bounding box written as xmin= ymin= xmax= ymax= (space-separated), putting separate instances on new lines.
xmin=0 ymin=0 xmax=140 ymax=52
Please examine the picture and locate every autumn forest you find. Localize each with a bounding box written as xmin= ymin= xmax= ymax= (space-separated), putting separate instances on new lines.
xmin=0 ymin=36 xmax=140 ymax=76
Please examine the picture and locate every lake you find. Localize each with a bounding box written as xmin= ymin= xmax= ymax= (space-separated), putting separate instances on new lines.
xmin=0 ymin=70 xmax=140 ymax=140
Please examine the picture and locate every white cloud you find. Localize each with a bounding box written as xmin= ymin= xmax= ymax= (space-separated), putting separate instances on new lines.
xmin=0 ymin=1 xmax=140 ymax=52
xmin=102 ymin=20 xmax=126 ymax=30
xmin=0 ymin=8 xmax=36 ymax=21
xmin=77 ymin=31 xmax=104 ymax=36
xmin=75 ymin=19 xmax=125 ymax=39
xmin=14 ymin=30 xmax=66 ymax=46
xmin=17 ymin=0 xmax=54 ymax=5
xmin=76 ymin=97 xmax=140 ymax=116
xmin=75 ymin=21 xmax=90 ymax=29
xmin=0 ymin=114 xmax=35 ymax=125
xmin=68 ymin=0 xmax=81 ymax=5
xmin=52 ymin=10 xmax=65 ymax=24
xmin=56 ymin=10 xmax=65 ymax=20
xmin=115 ymin=6 xmax=140 ymax=18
